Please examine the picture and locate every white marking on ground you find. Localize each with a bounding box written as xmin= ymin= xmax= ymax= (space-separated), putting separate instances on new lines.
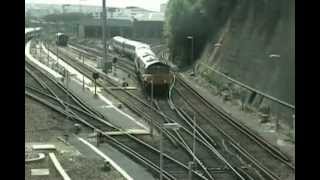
xmin=49 ymin=153 xmax=71 ymax=180
xmin=25 ymin=41 xmax=62 ymax=78
xmin=97 ymin=93 xmax=148 ymax=130
xmin=41 ymin=43 xmax=92 ymax=85
xmin=100 ymin=105 xmax=114 ymax=108
xmin=78 ymin=137 xmax=134 ymax=180
xmin=37 ymin=42 xmax=148 ymax=131
xmin=103 ymin=129 xmax=149 ymax=135
xmin=31 ymin=169 xmax=50 ymax=176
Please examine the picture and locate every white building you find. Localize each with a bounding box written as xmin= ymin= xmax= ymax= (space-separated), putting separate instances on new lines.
xmin=160 ymin=3 xmax=167 ymax=13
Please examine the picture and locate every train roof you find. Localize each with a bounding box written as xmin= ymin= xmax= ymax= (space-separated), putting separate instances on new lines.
xmin=112 ymin=36 xmax=150 ymax=49
xmin=25 ymin=27 xmax=42 ymax=34
xmin=111 ymin=36 xmax=165 ymax=68
xmin=136 ymin=48 xmax=161 ymax=68
xmin=56 ymin=32 xmax=67 ymax=36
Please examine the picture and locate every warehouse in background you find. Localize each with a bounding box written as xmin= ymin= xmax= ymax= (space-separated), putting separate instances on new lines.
xmin=77 ymin=6 xmax=164 ymax=39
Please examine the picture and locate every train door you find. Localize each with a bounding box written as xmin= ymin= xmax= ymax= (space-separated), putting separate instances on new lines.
xmin=134 ymin=57 xmax=140 ymax=74
xmin=121 ymin=41 xmax=125 ymax=56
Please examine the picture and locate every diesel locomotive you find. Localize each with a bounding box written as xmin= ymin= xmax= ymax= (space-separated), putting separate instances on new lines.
xmin=110 ymin=36 xmax=173 ymax=96
xmin=55 ymin=33 xmax=69 ymax=46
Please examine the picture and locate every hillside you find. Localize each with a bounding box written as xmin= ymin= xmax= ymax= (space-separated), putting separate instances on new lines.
xmin=165 ymin=0 xmax=295 ymax=105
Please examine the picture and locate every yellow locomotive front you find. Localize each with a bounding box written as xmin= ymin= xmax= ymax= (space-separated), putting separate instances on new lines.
xmin=143 ymin=63 xmax=173 ymax=97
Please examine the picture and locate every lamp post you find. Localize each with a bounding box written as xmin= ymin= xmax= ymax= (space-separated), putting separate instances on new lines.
xmin=192 ymin=113 xmax=196 ymax=165
xmin=101 ymin=0 xmax=108 ymax=73
xmin=151 ymin=80 xmax=154 ymax=103
xmin=56 ymin=47 xmax=59 ymax=62
xmin=47 ymin=41 xmax=50 ymax=65
xmin=187 ymin=113 xmax=197 ymax=180
xmin=82 ymin=53 xmax=85 ymax=90
xmin=269 ymin=54 xmax=281 ymax=131
xmin=160 ymin=123 xmax=181 ymax=180
xmin=187 ymin=36 xmax=195 ymax=74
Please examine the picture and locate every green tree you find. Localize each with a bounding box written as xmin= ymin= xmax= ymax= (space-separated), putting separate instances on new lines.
xmin=164 ymin=0 xmax=238 ymax=66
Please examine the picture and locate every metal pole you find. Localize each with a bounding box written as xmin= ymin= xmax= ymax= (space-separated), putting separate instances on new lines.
xmin=47 ymin=42 xmax=50 ymax=65
xmin=66 ymin=71 xmax=69 ymax=89
xmin=82 ymin=54 xmax=85 ymax=90
xmin=292 ymin=114 xmax=295 ymax=139
xmin=151 ymin=80 xmax=154 ymax=103
xmin=292 ymin=114 xmax=295 ymax=130
xmin=102 ymin=0 xmax=108 ymax=72
xmin=40 ymin=42 xmax=42 ymax=58
xmin=188 ymin=161 xmax=193 ymax=180
xmin=67 ymin=72 xmax=70 ymax=104
xmin=192 ymin=113 xmax=196 ymax=166
xmin=159 ymin=126 xmax=163 ymax=180
xmin=275 ymin=116 xmax=280 ymax=132
xmin=191 ymin=37 xmax=195 ymax=74
xmin=149 ymin=81 xmax=154 ymax=137
xmin=150 ymin=120 xmax=154 ymax=138
xmin=94 ymin=79 xmax=97 ymax=96
xmin=56 ymin=47 xmax=59 ymax=62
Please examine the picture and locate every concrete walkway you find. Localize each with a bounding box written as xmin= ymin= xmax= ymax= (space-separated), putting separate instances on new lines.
xmin=70 ymin=135 xmax=156 ymax=180
xmin=28 ymin=41 xmax=149 ymax=131
xmin=26 ymin=40 xmax=156 ymax=179
xmin=66 ymin=78 xmax=148 ymax=130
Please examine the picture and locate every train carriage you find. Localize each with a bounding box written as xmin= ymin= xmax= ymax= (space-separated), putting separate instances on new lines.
xmin=55 ymin=33 xmax=69 ymax=46
xmin=110 ymin=36 xmax=173 ymax=96
xmin=25 ymin=27 xmax=42 ymax=43
xmin=111 ymin=36 xmax=150 ymax=60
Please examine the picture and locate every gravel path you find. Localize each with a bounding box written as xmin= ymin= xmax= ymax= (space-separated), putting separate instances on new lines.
xmin=25 ymin=96 xmax=125 ymax=180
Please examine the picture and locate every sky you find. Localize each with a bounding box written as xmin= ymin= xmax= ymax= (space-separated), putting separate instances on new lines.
xmin=26 ymin=0 xmax=169 ymax=12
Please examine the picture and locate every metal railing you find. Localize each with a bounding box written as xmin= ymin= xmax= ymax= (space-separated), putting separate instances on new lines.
xmin=197 ymin=62 xmax=295 ymax=110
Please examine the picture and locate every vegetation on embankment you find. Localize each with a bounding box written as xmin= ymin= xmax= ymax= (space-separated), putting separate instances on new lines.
xmin=164 ymin=0 xmax=238 ymax=66
xmin=164 ymin=0 xmax=294 ymax=105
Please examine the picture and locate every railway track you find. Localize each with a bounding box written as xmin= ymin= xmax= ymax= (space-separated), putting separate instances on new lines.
xmin=25 ymin=60 xmax=116 ymax=132
xmin=27 ymin=39 xmax=210 ymax=180
xmin=39 ymin=41 xmax=217 ymax=180
xmin=67 ymin=41 xmax=253 ymax=179
xmin=147 ymin=40 xmax=295 ymax=179
xmin=57 ymin=41 xmax=278 ymax=180
xmin=154 ymin=99 xmax=242 ymax=180
xmin=25 ymin=63 xmax=195 ymax=180
xmin=170 ymin=74 xmax=295 ymax=180
xmin=44 ymin=40 xmax=295 ymax=180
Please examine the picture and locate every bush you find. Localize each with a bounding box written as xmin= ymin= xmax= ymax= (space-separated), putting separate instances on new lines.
xmin=164 ymin=0 xmax=238 ymax=67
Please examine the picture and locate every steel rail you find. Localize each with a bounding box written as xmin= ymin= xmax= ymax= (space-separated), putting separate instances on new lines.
xmin=154 ymin=100 xmax=216 ymax=180
xmin=173 ymin=80 xmax=292 ymax=179
xmin=46 ymin=43 xmax=181 ymax=148
xmin=25 ymin=91 xmax=179 ymax=180
xmin=177 ymin=76 xmax=294 ymax=169
xmin=74 ymin=52 xmax=236 ymax=175
xmin=42 ymin=43 xmax=210 ymax=179
xmin=26 ymin=57 xmax=104 ymax=119
xmin=26 ymin=39 xmax=190 ymax=179
xmin=168 ymin=73 xmax=247 ymax=180
xmin=25 ymin=85 xmax=117 ymax=130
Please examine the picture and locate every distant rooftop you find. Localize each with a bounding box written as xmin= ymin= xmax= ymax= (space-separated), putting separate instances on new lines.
xmin=125 ymin=6 xmax=155 ymax=12
xmin=134 ymin=12 xmax=164 ymax=21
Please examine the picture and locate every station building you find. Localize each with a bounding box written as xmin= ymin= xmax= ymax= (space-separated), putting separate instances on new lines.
xmin=76 ymin=6 xmax=164 ymax=39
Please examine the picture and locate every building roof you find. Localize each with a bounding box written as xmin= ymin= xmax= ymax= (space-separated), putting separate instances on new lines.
xmin=79 ymin=17 xmax=133 ymax=27
xmin=25 ymin=27 xmax=41 ymax=34
xmin=134 ymin=12 xmax=164 ymax=22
